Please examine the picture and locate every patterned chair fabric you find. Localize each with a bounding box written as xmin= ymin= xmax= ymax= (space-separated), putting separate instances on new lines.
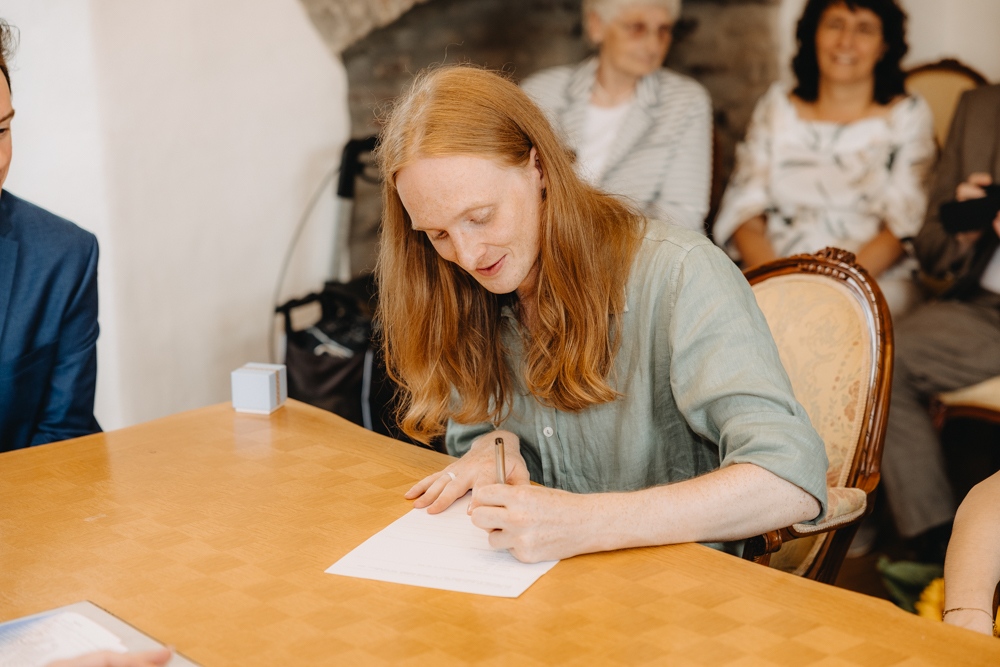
xmin=751 ymin=273 xmax=874 ymax=575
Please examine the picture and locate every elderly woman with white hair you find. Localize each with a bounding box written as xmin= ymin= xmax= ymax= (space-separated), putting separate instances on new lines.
xmin=521 ymin=0 xmax=712 ymax=232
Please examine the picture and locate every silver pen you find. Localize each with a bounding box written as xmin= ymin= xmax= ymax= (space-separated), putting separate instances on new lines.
xmin=495 ymin=437 xmax=506 ymax=484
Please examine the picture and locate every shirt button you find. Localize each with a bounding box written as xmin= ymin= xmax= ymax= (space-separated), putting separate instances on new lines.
xmin=543 ymin=426 xmax=554 ymax=437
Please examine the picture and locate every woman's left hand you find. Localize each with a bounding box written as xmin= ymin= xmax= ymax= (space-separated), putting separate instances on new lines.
xmin=469 ymin=484 xmax=602 ymax=563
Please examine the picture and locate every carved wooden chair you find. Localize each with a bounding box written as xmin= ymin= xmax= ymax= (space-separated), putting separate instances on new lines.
xmin=905 ymin=59 xmax=988 ymax=147
xmin=741 ymin=248 xmax=893 ymax=584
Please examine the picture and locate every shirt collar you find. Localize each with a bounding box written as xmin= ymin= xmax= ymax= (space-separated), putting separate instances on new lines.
xmin=571 ymin=56 xmax=660 ymax=111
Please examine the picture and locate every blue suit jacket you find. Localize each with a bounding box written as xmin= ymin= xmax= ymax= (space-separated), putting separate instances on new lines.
xmin=0 ymin=190 xmax=101 ymax=451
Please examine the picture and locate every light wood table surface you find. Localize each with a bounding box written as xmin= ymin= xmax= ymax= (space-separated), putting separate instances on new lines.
xmin=2 ymin=400 xmax=996 ymax=666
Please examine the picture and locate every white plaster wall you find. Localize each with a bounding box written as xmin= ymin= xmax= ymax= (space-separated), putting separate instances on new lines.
xmin=901 ymin=0 xmax=1000 ymax=82
xmin=779 ymin=0 xmax=1000 ymax=84
xmin=3 ymin=0 xmax=349 ymax=428
xmin=777 ymin=0 xmax=808 ymax=85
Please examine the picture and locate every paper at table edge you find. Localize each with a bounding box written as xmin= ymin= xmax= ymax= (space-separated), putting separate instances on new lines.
xmin=326 ymin=494 xmax=559 ymax=597
xmin=0 ymin=601 xmax=202 ymax=667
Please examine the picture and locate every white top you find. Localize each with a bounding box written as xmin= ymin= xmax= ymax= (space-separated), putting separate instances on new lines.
xmin=714 ymin=82 xmax=937 ymax=280
xmin=576 ymin=100 xmax=634 ymax=184
xmin=522 ymin=59 xmax=713 ymax=232
xmin=980 ymin=247 xmax=1000 ymax=294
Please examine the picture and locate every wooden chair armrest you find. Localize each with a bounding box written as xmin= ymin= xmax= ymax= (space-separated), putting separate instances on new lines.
xmin=742 ymin=529 xmax=785 ymax=566
xmin=743 ymin=484 xmax=876 ymax=565
xmin=858 ymin=472 xmax=880 ymax=495
xmin=786 ymin=512 xmax=864 ymax=539
xmin=743 ymin=512 xmax=869 ymax=566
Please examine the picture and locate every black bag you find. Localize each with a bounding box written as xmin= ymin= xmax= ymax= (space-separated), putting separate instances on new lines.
xmin=277 ymin=276 xmax=425 ymax=447
xmin=939 ymin=184 xmax=1000 ymax=233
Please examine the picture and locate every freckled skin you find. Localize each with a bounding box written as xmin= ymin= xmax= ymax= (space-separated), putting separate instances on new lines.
xmin=463 ymin=462 xmax=822 ymax=564
xmin=399 ymin=151 xmax=823 ymax=564
xmin=395 ymin=151 xmax=545 ymax=299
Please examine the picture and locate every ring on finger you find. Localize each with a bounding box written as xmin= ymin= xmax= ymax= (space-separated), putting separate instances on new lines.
xmin=444 ymin=471 xmax=456 ymax=481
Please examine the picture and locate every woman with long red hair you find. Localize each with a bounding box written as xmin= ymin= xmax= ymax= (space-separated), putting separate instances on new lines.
xmin=377 ymin=65 xmax=829 ymax=562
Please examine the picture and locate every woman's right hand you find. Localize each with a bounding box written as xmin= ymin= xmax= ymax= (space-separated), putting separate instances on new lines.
xmin=404 ymin=430 xmax=531 ymax=514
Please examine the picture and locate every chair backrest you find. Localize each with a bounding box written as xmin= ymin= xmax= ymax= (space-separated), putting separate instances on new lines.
xmin=906 ymin=59 xmax=988 ymax=147
xmin=744 ymin=248 xmax=893 ymax=576
xmin=705 ymin=125 xmax=726 ymax=236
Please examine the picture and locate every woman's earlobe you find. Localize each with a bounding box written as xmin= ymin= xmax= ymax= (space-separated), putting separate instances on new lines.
xmin=528 ymin=146 xmax=546 ymax=190
xmin=586 ymin=11 xmax=605 ymax=44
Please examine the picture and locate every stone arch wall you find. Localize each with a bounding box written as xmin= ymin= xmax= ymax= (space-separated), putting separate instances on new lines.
xmin=302 ymin=0 xmax=784 ymax=276
xmin=297 ymin=0 xmax=433 ymax=55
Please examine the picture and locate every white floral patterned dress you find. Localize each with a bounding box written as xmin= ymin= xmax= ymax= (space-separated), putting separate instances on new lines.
xmin=713 ymin=82 xmax=936 ymax=314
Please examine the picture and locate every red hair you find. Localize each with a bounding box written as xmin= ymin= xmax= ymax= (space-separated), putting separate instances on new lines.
xmin=376 ymin=66 xmax=645 ymax=443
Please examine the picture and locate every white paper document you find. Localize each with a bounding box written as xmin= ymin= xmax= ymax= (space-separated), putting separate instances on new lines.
xmin=0 ymin=611 xmax=127 ymax=667
xmin=0 ymin=601 xmax=201 ymax=667
xmin=326 ymin=494 xmax=559 ymax=597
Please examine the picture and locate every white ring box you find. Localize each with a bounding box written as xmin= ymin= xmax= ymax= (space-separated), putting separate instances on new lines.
xmin=231 ymin=363 xmax=288 ymax=414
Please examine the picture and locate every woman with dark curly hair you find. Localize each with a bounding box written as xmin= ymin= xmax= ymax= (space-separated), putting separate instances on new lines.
xmin=713 ymin=0 xmax=935 ymax=316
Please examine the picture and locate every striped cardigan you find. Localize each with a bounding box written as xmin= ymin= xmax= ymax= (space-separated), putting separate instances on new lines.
xmin=521 ymin=57 xmax=712 ymax=233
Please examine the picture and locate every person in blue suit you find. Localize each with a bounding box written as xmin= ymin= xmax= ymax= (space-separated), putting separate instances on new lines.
xmin=0 ymin=20 xmax=101 ymax=451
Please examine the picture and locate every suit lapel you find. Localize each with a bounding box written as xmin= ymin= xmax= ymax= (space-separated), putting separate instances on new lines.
xmin=0 ymin=192 xmax=17 ymax=348
xmin=0 ymin=236 xmax=17 ymax=349
xmin=601 ymin=73 xmax=658 ymax=179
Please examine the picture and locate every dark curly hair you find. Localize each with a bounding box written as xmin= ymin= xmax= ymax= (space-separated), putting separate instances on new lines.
xmin=0 ymin=19 xmax=16 ymax=94
xmin=792 ymin=0 xmax=908 ymax=105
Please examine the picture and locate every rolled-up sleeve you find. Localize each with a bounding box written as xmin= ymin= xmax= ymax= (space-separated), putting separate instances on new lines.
xmin=665 ymin=243 xmax=829 ymax=523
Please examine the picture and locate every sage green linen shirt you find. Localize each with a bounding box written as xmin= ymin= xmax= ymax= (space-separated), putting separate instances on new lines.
xmin=445 ymin=222 xmax=829 ymax=553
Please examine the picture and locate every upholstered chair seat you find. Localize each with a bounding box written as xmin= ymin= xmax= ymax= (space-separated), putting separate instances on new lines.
xmin=935 ymin=375 xmax=1000 ymax=425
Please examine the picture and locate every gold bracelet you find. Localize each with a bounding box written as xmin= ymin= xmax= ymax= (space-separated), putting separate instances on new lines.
xmin=942 ymin=607 xmax=995 ymax=622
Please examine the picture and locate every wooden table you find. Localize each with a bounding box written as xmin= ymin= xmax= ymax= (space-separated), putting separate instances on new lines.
xmin=2 ymin=401 xmax=996 ymax=666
